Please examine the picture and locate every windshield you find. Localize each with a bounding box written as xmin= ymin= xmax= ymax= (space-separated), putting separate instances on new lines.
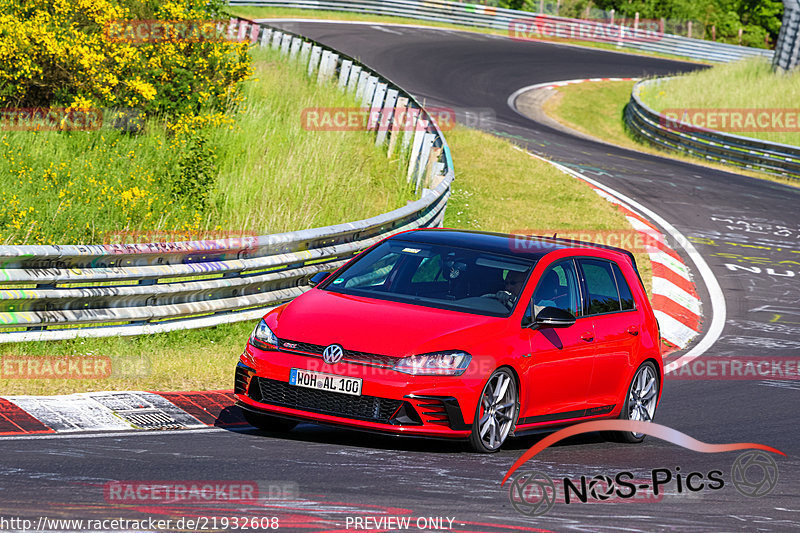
xmin=321 ymin=240 xmax=535 ymax=316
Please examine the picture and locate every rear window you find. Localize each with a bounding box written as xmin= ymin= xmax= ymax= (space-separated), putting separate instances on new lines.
xmin=611 ymin=262 xmax=635 ymax=311
xmin=579 ymin=259 xmax=621 ymax=315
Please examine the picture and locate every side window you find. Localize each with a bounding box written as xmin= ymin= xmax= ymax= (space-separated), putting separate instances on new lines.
xmin=611 ymin=262 xmax=635 ymax=311
xmin=530 ymin=261 xmax=582 ymax=318
xmin=579 ymin=259 xmax=621 ymax=315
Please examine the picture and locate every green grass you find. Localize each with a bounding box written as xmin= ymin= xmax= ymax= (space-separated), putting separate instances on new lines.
xmin=543 ymin=78 xmax=800 ymax=187
xmin=0 ymin=46 xmax=413 ymax=245
xmin=638 ymin=58 xmax=800 ymax=147
xmin=543 ymin=80 xmax=637 ymax=145
xmin=228 ymin=6 xmax=708 ymax=64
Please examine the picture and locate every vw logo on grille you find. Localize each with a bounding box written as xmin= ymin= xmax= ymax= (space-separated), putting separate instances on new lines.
xmin=322 ymin=344 xmax=344 ymax=364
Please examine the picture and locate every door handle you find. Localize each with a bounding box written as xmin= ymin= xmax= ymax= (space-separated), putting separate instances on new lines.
xmin=580 ymin=332 xmax=594 ymax=342
xmin=627 ymin=326 xmax=639 ymax=336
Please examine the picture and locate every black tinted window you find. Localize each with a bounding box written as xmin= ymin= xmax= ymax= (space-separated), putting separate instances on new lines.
xmin=611 ymin=262 xmax=635 ymax=311
xmin=531 ymin=261 xmax=582 ymax=318
xmin=579 ymin=259 xmax=621 ymax=315
xmin=323 ymin=240 xmax=534 ymax=316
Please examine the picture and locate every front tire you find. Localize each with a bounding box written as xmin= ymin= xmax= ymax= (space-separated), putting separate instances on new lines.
xmin=242 ymin=409 xmax=298 ymax=433
xmin=610 ymin=361 xmax=659 ymax=443
xmin=469 ymin=368 xmax=518 ymax=453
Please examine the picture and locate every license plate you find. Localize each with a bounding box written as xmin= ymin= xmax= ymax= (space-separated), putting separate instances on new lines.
xmin=289 ymin=368 xmax=363 ymax=396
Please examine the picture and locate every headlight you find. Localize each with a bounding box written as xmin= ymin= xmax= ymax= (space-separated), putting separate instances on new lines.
xmin=249 ymin=319 xmax=278 ymax=350
xmin=393 ymin=351 xmax=471 ymax=376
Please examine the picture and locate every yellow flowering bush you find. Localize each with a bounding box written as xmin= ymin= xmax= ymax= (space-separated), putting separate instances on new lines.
xmin=0 ymin=0 xmax=252 ymax=116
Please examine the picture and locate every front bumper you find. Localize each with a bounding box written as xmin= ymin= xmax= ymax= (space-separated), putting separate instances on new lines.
xmin=234 ymin=344 xmax=475 ymax=438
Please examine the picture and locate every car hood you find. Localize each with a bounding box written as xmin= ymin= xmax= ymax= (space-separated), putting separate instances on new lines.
xmin=272 ymin=289 xmax=502 ymax=358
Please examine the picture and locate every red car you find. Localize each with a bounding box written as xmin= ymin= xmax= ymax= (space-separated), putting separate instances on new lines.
xmin=235 ymin=229 xmax=663 ymax=452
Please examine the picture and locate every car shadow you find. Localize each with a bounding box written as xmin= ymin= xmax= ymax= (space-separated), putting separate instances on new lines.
xmin=216 ymin=404 xmax=609 ymax=454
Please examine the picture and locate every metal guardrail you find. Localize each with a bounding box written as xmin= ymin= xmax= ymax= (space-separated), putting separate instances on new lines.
xmin=230 ymin=0 xmax=774 ymax=63
xmin=0 ymin=18 xmax=454 ymax=342
xmin=625 ymin=78 xmax=800 ymax=181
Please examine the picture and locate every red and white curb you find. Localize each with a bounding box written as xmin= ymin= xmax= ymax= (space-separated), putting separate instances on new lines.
xmin=590 ymin=188 xmax=702 ymax=351
xmin=513 ymin=147 xmax=711 ymax=359
xmin=0 ymin=390 xmax=243 ymax=436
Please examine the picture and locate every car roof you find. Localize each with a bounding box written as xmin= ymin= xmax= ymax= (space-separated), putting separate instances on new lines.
xmin=389 ymin=228 xmax=619 ymax=260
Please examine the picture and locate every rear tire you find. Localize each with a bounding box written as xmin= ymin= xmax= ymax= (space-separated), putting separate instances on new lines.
xmin=469 ymin=368 xmax=518 ymax=453
xmin=608 ymin=361 xmax=659 ymax=443
xmin=243 ymin=409 xmax=298 ymax=432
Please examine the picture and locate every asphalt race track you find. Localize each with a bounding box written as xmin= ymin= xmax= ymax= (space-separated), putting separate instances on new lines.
xmin=2 ymin=21 xmax=799 ymax=533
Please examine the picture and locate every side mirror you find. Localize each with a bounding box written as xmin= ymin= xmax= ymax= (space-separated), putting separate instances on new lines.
xmin=534 ymin=306 xmax=576 ymax=328
xmin=308 ymin=271 xmax=331 ymax=287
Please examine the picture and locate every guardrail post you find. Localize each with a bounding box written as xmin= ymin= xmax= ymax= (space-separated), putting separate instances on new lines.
xmin=347 ymin=65 xmax=362 ymax=94
xmin=259 ymin=27 xmax=272 ymax=48
xmin=300 ymin=41 xmax=312 ymax=63
xmin=280 ymin=33 xmax=292 ymax=55
xmin=376 ymin=89 xmax=398 ymax=146
xmin=354 ymin=70 xmax=369 ymax=99
xmin=388 ymin=97 xmax=408 ymax=157
xmin=361 ymin=76 xmax=379 ymax=107
xmin=316 ymin=50 xmax=332 ymax=82
xmin=289 ymin=37 xmax=302 ymax=60
xmin=368 ymin=83 xmax=388 ymax=131
xmin=308 ymin=45 xmax=322 ymax=76
xmin=327 ymin=53 xmax=340 ymax=81
xmin=402 ymin=106 xmax=420 ymax=155
xmin=426 ymin=147 xmax=444 ymax=189
xmin=338 ymin=59 xmax=353 ymax=90
xmin=237 ymin=21 xmax=249 ymax=42
xmin=407 ymin=116 xmax=429 ymax=183
xmin=415 ymin=133 xmax=436 ymax=193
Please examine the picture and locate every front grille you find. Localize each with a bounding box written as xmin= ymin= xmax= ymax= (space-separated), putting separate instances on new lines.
xmin=277 ymin=339 xmax=399 ymax=368
xmin=249 ymin=377 xmax=404 ymax=424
